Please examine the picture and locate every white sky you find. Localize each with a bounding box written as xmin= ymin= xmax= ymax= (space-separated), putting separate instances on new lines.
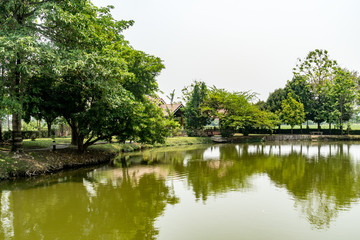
xmin=91 ymin=0 xmax=360 ymax=101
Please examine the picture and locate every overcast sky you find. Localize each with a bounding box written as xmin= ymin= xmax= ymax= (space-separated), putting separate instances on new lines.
xmin=91 ymin=0 xmax=360 ymax=101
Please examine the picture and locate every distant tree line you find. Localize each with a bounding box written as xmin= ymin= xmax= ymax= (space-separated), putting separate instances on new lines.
xmin=181 ymin=50 xmax=359 ymax=137
xmin=264 ymin=49 xmax=359 ymax=134
xmin=181 ymin=81 xmax=280 ymax=137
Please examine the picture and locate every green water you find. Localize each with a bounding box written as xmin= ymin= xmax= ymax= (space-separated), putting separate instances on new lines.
xmin=1 ymin=142 xmax=360 ymax=239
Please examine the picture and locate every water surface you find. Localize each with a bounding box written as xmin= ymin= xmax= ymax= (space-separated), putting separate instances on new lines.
xmin=1 ymin=142 xmax=360 ymax=239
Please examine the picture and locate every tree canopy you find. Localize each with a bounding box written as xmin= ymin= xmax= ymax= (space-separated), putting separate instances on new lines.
xmin=202 ymin=88 xmax=279 ymax=137
xmin=279 ymin=94 xmax=305 ymax=134
xmin=182 ymin=81 xmax=210 ymax=135
xmin=0 ymin=0 xmax=173 ymax=152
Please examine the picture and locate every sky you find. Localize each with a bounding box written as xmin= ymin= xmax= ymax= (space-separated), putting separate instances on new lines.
xmin=91 ymin=0 xmax=360 ymax=102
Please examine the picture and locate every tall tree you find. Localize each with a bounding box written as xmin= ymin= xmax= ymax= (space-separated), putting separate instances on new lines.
xmin=293 ymin=49 xmax=338 ymax=130
xmin=183 ymin=81 xmax=209 ymax=135
xmin=46 ymin=2 xmax=166 ymax=152
xmin=1 ymin=1 xmax=168 ymax=152
xmin=265 ymin=88 xmax=287 ymax=130
xmin=265 ymin=88 xmax=287 ymax=113
xmin=285 ymin=76 xmax=314 ymax=128
xmin=330 ymin=69 xmax=358 ymax=135
xmin=0 ymin=0 xmax=60 ymax=151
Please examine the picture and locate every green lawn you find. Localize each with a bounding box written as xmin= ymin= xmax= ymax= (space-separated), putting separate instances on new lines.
xmin=90 ymin=137 xmax=212 ymax=152
xmin=23 ymin=137 xmax=72 ymax=149
xmin=280 ymin=123 xmax=360 ymax=130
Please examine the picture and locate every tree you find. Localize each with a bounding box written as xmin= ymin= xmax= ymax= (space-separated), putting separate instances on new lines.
xmin=293 ymin=49 xmax=338 ymax=130
xmin=279 ymin=95 xmax=305 ymax=134
xmin=0 ymin=0 xmax=61 ymax=151
xmin=7 ymin=1 xmax=168 ymax=152
xmin=265 ymin=88 xmax=287 ymax=130
xmin=285 ymin=76 xmax=314 ymax=128
xmin=202 ymin=88 xmax=279 ymax=137
xmin=265 ymin=88 xmax=287 ymax=113
xmin=183 ymin=81 xmax=210 ymax=135
xmin=330 ymin=69 xmax=358 ymax=135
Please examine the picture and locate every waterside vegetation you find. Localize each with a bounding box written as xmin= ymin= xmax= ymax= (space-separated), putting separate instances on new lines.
xmin=0 ymin=137 xmax=212 ymax=180
xmin=1 ymin=1 xmax=360 ymax=181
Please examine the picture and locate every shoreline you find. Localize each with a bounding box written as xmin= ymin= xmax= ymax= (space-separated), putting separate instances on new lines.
xmin=0 ymin=137 xmax=212 ymax=181
xmin=211 ymin=134 xmax=360 ymax=143
xmin=2 ymin=134 xmax=360 ymax=181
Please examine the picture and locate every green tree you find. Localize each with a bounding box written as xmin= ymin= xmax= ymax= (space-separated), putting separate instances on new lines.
xmin=12 ymin=1 xmax=167 ymax=152
xmin=279 ymin=95 xmax=305 ymax=134
xmin=293 ymin=49 xmax=338 ymax=130
xmin=265 ymin=88 xmax=287 ymax=113
xmin=202 ymin=88 xmax=279 ymax=137
xmin=183 ymin=81 xmax=209 ymax=135
xmin=0 ymin=0 xmax=60 ymax=151
xmin=330 ymin=69 xmax=358 ymax=134
xmin=285 ymin=76 xmax=314 ymax=128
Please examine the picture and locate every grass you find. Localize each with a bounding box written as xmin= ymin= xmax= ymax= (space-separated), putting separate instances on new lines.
xmin=23 ymin=137 xmax=72 ymax=149
xmin=279 ymin=123 xmax=360 ymax=130
xmin=90 ymin=137 xmax=212 ymax=152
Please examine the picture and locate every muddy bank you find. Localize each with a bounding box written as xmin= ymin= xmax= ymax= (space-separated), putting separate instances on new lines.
xmin=0 ymin=148 xmax=114 ymax=180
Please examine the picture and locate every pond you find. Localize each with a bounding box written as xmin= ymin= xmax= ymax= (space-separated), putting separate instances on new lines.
xmin=1 ymin=142 xmax=360 ymax=239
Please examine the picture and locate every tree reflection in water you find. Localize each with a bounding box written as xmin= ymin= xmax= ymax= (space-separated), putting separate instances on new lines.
xmin=1 ymin=142 xmax=360 ymax=239
xmin=123 ymin=143 xmax=360 ymax=229
xmin=0 ymin=165 xmax=178 ymax=240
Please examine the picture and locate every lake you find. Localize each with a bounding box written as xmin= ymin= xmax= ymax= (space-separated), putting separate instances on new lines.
xmin=1 ymin=142 xmax=360 ymax=239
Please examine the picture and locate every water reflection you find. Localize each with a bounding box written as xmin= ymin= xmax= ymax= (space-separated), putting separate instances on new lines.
xmin=1 ymin=191 xmax=14 ymax=239
xmin=0 ymin=166 xmax=178 ymax=240
xmin=121 ymin=143 xmax=360 ymax=228
xmin=1 ymin=143 xmax=360 ymax=239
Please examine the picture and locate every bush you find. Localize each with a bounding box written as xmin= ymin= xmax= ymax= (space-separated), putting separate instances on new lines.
xmin=2 ymin=130 xmax=56 ymax=140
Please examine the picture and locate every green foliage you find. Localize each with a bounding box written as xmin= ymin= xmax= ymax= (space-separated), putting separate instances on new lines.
xmin=202 ymin=88 xmax=279 ymax=137
xmin=183 ymin=81 xmax=210 ymax=134
xmin=279 ymin=95 xmax=305 ymax=132
xmin=285 ymin=76 xmax=313 ymax=121
xmin=265 ymin=88 xmax=287 ymax=113
xmin=0 ymin=1 xmax=167 ymax=152
xmin=293 ymin=49 xmax=338 ymax=125
xmin=134 ymin=99 xmax=179 ymax=144
xmin=329 ymin=69 xmax=358 ymax=133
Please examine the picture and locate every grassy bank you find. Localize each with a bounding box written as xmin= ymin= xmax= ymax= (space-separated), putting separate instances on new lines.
xmin=90 ymin=136 xmax=212 ymax=153
xmin=0 ymin=137 xmax=212 ymax=180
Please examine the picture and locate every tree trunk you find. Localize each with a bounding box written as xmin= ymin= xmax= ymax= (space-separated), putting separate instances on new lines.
xmin=11 ymin=55 xmax=23 ymax=152
xmin=38 ymin=120 xmax=41 ymax=137
xmin=77 ymin=134 xmax=85 ymax=153
xmin=67 ymin=119 xmax=78 ymax=145
xmin=317 ymin=122 xmax=321 ymax=131
xmin=340 ymin=120 xmax=343 ymax=135
xmin=11 ymin=113 xmax=22 ymax=152
xmin=329 ymin=123 xmax=331 ymax=135
xmin=0 ymin=120 xmax=2 ymax=142
xmin=7 ymin=115 xmax=10 ymax=131
xmin=291 ymin=126 xmax=293 ymax=135
xmin=46 ymin=120 xmax=52 ymax=138
xmin=71 ymin=126 xmax=78 ymax=145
